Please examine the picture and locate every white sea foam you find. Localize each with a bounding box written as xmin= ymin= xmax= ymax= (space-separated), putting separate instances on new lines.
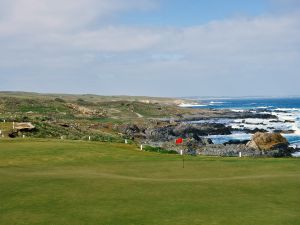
xmin=190 ymin=118 xmax=232 ymax=124
xmin=230 ymin=116 xmax=298 ymax=133
xmin=292 ymin=152 xmax=300 ymax=157
xmin=209 ymin=101 xmax=225 ymax=104
xmin=272 ymin=112 xmax=296 ymax=121
xmin=234 ymin=118 xmax=267 ymax=124
xmin=208 ymin=133 xmax=252 ymax=144
xmin=178 ymin=103 xmax=207 ymax=108
xmin=292 ymin=122 xmax=300 ymax=135
xmin=274 ymin=108 xmax=299 ymax=112
xmin=231 ymin=109 xmax=244 ymax=112
xmin=271 ymin=108 xmax=300 ymax=134
xmin=256 ymin=106 xmax=270 ymax=109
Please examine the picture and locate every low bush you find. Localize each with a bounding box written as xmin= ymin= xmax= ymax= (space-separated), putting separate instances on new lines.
xmin=143 ymin=145 xmax=178 ymax=154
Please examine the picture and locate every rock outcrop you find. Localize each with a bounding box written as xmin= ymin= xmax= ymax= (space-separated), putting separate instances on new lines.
xmin=116 ymin=122 xmax=231 ymax=142
xmin=199 ymin=144 xmax=262 ymax=157
xmin=116 ymin=124 xmax=293 ymax=157
xmin=162 ymin=137 xmax=213 ymax=155
xmin=171 ymin=123 xmax=231 ymax=137
xmin=246 ymin=132 xmax=289 ymax=151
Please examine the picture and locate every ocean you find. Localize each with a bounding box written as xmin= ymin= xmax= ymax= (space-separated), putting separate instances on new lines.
xmin=182 ymin=97 xmax=300 ymax=156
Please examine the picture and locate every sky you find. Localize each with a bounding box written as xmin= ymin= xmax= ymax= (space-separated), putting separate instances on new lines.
xmin=0 ymin=0 xmax=299 ymax=97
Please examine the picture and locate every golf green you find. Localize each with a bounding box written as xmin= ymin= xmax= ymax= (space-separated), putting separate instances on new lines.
xmin=0 ymin=139 xmax=299 ymax=225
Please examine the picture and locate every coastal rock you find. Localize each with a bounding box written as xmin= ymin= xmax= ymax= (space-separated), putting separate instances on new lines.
xmin=120 ymin=122 xmax=231 ymax=142
xmin=239 ymin=113 xmax=277 ymax=119
xmin=161 ymin=137 xmax=213 ymax=155
xmin=246 ymin=132 xmax=289 ymax=151
xmin=223 ymin=139 xmax=250 ymax=145
xmin=273 ymin=129 xmax=295 ymax=134
xmin=242 ymin=128 xmax=268 ymax=134
xmin=197 ymin=143 xmax=292 ymax=157
xmin=145 ymin=126 xmax=174 ymax=141
xmin=172 ymin=123 xmax=232 ymax=137
xmin=246 ymin=140 xmax=260 ymax=150
xmin=180 ymin=110 xmax=277 ymax=122
xmin=198 ymin=144 xmax=261 ymax=157
xmin=201 ymin=138 xmax=214 ymax=145
xmin=117 ymin=124 xmax=142 ymax=138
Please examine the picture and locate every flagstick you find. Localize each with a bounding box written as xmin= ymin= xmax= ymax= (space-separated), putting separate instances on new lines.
xmin=177 ymin=138 xmax=184 ymax=168
xmin=181 ymin=149 xmax=185 ymax=168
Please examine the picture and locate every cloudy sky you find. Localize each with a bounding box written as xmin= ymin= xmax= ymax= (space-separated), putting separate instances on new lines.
xmin=0 ymin=0 xmax=299 ymax=97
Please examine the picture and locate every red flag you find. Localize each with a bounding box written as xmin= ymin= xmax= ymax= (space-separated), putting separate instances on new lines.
xmin=176 ymin=138 xmax=183 ymax=144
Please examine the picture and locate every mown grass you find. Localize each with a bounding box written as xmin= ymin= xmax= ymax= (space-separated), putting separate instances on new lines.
xmin=0 ymin=139 xmax=299 ymax=225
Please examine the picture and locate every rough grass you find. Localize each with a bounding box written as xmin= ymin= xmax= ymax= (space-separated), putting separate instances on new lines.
xmin=0 ymin=122 xmax=13 ymax=130
xmin=0 ymin=122 xmax=13 ymax=136
xmin=0 ymin=139 xmax=299 ymax=225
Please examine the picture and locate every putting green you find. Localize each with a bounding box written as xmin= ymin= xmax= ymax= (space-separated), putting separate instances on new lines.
xmin=0 ymin=139 xmax=299 ymax=225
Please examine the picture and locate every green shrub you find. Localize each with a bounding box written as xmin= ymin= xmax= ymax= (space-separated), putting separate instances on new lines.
xmin=143 ymin=145 xmax=178 ymax=154
xmin=54 ymin=98 xmax=66 ymax=103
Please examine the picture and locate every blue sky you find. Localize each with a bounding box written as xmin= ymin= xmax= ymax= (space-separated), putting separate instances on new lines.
xmin=120 ymin=0 xmax=269 ymax=26
xmin=0 ymin=0 xmax=299 ymax=97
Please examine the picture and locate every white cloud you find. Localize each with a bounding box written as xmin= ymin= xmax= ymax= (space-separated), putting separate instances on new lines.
xmin=0 ymin=0 xmax=299 ymax=96
xmin=0 ymin=0 xmax=158 ymax=34
xmin=63 ymin=27 xmax=167 ymax=52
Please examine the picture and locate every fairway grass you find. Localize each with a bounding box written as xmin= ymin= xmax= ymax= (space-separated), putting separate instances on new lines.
xmin=0 ymin=139 xmax=299 ymax=225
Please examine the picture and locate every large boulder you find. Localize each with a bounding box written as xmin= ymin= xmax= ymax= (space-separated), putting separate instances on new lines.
xmin=246 ymin=132 xmax=289 ymax=151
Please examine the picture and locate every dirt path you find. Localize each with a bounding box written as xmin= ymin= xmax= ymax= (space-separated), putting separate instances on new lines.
xmin=135 ymin=112 xmax=143 ymax=118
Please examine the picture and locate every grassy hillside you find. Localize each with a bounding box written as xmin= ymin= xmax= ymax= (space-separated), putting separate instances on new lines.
xmin=0 ymin=139 xmax=299 ymax=225
xmin=0 ymin=91 xmax=189 ymax=105
xmin=0 ymin=91 xmax=199 ymax=141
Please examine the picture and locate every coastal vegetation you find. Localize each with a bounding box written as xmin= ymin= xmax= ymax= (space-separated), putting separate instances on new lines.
xmin=0 ymin=92 xmax=298 ymax=157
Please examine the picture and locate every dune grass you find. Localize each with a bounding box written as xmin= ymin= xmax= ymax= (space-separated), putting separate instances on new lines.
xmin=0 ymin=139 xmax=299 ymax=225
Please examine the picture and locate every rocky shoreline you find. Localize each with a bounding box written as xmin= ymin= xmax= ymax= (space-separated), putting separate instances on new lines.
xmin=1 ymin=93 xmax=299 ymax=157
xmin=116 ymin=109 xmax=298 ymax=157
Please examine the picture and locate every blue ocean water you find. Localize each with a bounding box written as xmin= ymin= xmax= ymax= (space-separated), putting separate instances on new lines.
xmin=183 ymin=97 xmax=300 ymax=155
xmin=195 ymin=97 xmax=300 ymax=110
